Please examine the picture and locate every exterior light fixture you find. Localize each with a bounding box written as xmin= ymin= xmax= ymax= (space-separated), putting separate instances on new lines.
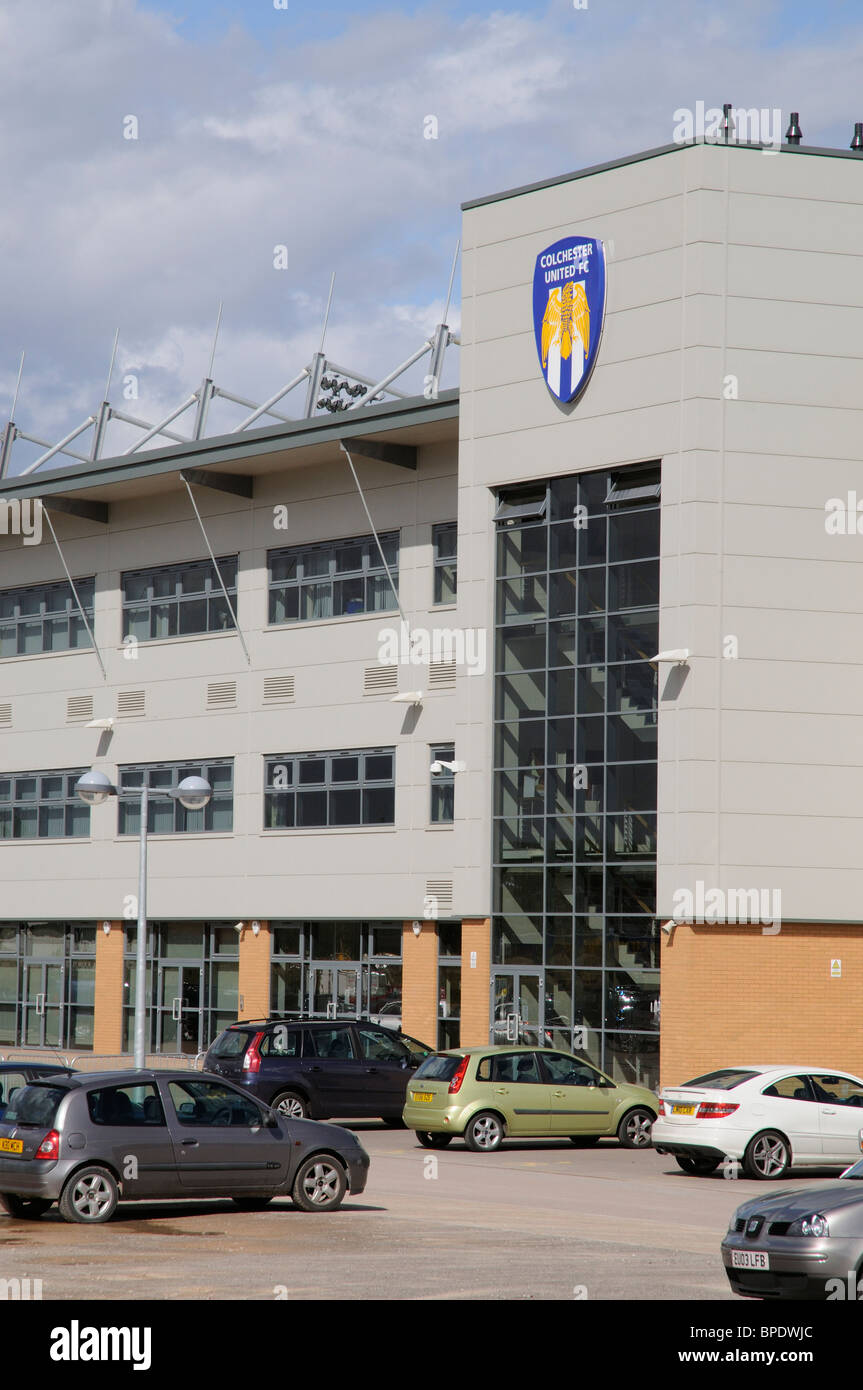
xmin=648 ymin=649 xmax=690 ymax=669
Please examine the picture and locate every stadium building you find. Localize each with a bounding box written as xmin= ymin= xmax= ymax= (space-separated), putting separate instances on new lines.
xmin=1 ymin=130 xmax=862 ymax=1088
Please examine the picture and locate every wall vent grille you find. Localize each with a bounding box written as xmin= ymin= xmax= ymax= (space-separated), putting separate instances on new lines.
xmin=117 ymin=690 xmax=146 ymax=718
xmin=66 ymin=695 xmax=94 ymax=722
xmin=263 ymin=674 xmax=295 ymax=703
xmin=363 ymin=665 xmax=398 ymax=695
xmin=207 ymin=680 xmax=237 ymax=709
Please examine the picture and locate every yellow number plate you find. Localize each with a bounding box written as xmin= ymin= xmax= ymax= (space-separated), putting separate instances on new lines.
xmin=671 ymin=1104 xmax=696 ymax=1116
xmin=0 ymin=1138 xmax=24 ymax=1155
xmin=412 ymin=1093 xmax=434 ymax=1103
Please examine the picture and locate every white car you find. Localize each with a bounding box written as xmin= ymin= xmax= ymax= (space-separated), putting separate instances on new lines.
xmin=652 ymin=1065 xmax=863 ymax=1179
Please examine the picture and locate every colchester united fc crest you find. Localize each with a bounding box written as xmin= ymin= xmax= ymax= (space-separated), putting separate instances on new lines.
xmin=532 ymin=235 xmax=606 ymax=404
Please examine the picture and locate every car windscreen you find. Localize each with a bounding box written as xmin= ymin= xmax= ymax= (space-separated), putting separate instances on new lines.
xmin=679 ymin=1070 xmax=759 ymax=1090
xmin=2 ymin=1084 xmax=68 ymax=1127
xmin=842 ymin=1160 xmax=863 ymax=1180
xmin=414 ymin=1055 xmax=464 ymax=1082
xmin=208 ymin=1029 xmax=252 ymax=1058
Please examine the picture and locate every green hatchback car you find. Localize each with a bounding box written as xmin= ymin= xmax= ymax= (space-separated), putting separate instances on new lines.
xmin=402 ymin=1045 xmax=658 ymax=1152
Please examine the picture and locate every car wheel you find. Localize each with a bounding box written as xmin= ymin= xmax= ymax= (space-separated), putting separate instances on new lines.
xmin=569 ymin=1135 xmax=600 ymax=1147
xmin=0 ymin=1193 xmax=52 ymax=1219
xmin=271 ymin=1090 xmax=309 ymax=1120
xmin=291 ymin=1155 xmax=347 ymax=1213
xmin=743 ymin=1131 xmax=790 ymax=1180
xmin=674 ymin=1153 xmax=722 ymax=1175
xmin=380 ymin=1117 xmax=407 ymax=1128
xmin=416 ymin=1132 xmax=453 ymax=1149
xmin=59 ymin=1166 xmax=119 ymax=1224
xmin=231 ymin=1197 xmax=275 ymax=1211
xmin=464 ymin=1112 xmax=504 ymax=1153
xmin=617 ymin=1107 xmax=654 ymax=1148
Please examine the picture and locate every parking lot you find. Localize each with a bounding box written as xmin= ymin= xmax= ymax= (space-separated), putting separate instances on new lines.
xmin=1 ymin=1124 xmax=852 ymax=1301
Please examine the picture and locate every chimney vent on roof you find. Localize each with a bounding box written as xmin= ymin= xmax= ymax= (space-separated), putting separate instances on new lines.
xmin=851 ymin=122 xmax=863 ymax=152
xmin=785 ymin=113 xmax=802 ymax=145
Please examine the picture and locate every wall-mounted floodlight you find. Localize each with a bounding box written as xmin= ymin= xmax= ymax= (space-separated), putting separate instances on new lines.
xmin=390 ymin=691 xmax=423 ymax=705
xmin=86 ymin=717 xmax=115 ymax=730
xmin=660 ymin=920 xmax=676 ymax=935
xmin=430 ymin=759 xmax=466 ymax=775
xmin=648 ymin=648 xmax=690 ymax=669
xmin=233 ymin=922 xmax=244 ymax=934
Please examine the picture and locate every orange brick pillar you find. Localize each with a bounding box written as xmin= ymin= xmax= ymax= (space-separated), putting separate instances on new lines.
xmin=402 ymin=919 xmax=438 ymax=1047
xmin=238 ymin=920 xmax=271 ymax=1019
xmin=459 ymin=918 xmax=491 ymax=1046
xmin=93 ymin=921 xmax=124 ymax=1054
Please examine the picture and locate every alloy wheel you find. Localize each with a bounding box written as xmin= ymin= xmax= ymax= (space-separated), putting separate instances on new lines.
xmin=72 ymin=1174 xmax=114 ymax=1219
xmin=752 ymin=1135 xmax=788 ymax=1178
xmin=301 ymin=1161 xmax=341 ymax=1206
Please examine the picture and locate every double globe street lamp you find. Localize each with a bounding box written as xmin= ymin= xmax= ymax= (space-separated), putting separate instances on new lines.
xmin=75 ymin=770 xmax=213 ymax=1068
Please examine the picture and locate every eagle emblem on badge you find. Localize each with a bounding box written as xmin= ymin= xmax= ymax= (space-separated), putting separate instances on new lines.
xmin=532 ymin=236 xmax=605 ymax=404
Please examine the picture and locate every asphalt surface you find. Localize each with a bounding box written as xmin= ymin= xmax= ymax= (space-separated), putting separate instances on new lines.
xmin=0 ymin=1125 xmax=851 ymax=1301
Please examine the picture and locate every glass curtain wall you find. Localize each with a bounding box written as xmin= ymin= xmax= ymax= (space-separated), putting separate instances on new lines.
xmin=492 ymin=466 xmax=661 ymax=1088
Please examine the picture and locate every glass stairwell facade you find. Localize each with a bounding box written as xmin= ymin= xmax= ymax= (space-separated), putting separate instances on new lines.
xmin=491 ymin=464 xmax=661 ymax=1089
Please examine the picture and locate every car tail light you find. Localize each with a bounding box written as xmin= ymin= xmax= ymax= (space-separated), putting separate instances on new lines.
xmin=695 ymin=1102 xmax=739 ymax=1120
xmin=35 ymin=1130 xmax=60 ymax=1160
xmin=243 ymin=1032 xmax=265 ymax=1074
xmin=448 ymin=1057 xmax=470 ymax=1094
xmin=657 ymin=1098 xmax=666 ymax=1116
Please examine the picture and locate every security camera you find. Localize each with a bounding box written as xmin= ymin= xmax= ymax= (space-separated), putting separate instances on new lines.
xmin=429 ymin=761 xmax=444 ymax=776
xmin=233 ymin=922 xmax=244 ymax=934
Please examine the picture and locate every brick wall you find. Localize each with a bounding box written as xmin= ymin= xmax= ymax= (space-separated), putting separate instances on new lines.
xmin=93 ymin=921 xmax=124 ymax=1053
xmin=459 ymin=918 xmax=491 ymax=1045
xmin=402 ymin=919 xmax=438 ymax=1046
xmin=237 ymin=920 xmax=271 ymax=1020
xmin=660 ymin=923 xmax=863 ymax=1086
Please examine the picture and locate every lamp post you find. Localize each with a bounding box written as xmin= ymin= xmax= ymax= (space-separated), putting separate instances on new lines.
xmin=75 ymin=771 xmax=212 ymax=1069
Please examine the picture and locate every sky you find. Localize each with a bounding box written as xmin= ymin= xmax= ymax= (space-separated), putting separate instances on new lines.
xmin=1 ymin=0 xmax=861 ymax=472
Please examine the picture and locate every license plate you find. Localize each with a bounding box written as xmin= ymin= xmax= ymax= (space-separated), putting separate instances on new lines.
xmin=671 ymin=1104 xmax=696 ymax=1115
xmin=0 ymin=1138 xmax=23 ymax=1155
xmin=411 ymin=1093 xmax=434 ymax=1103
xmin=731 ymin=1251 xmax=769 ymax=1270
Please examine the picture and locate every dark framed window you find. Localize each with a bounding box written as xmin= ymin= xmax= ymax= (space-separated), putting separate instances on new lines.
xmin=122 ymin=922 xmax=239 ymax=1054
xmin=0 ymin=578 xmax=94 ymax=658
xmin=268 ymin=531 xmax=399 ymax=624
xmin=0 ymin=922 xmax=96 ymax=1049
xmin=430 ymin=744 xmax=455 ymax=824
xmin=264 ymin=749 xmax=395 ymax=829
xmin=432 ymin=522 xmax=457 ymax=604
xmin=117 ymin=760 xmax=233 ymax=835
xmin=0 ymin=770 xmax=90 ymax=840
xmin=122 ymin=557 xmax=237 ymax=641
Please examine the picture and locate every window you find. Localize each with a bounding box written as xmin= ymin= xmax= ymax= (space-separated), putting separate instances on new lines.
xmin=809 ymin=1075 xmax=863 ymax=1106
xmin=88 ymin=1083 xmax=165 ymax=1127
xmin=355 ymin=1026 xmax=411 ymax=1063
xmin=261 ymin=1028 xmax=302 ymax=1058
xmin=122 ymin=557 xmax=237 ymax=641
xmin=270 ymin=920 xmax=403 ymax=1021
xmin=432 ymin=522 xmax=457 ymax=604
xmin=304 ymin=1026 xmax=355 ymax=1060
xmin=168 ymin=1079 xmax=262 ymax=1127
xmin=540 ymin=1052 xmax=601 ymax=1086
xmin=122 ymin=922 xmax=238 ymax=1054
xmin=268 ymin=531 xmax=399 ymax=624
xmin=761 ymin=1075 xmax=813 ymax=1102
xmin=0 ymin=923 xmax=96 ymax=1049
xmin=0 ymin=577 xmax=94 ymax=658
xmin=0 ymin=1073 xmax=26 ymax=1109
xmin=430 ymin=745 xmax=455 ymax=825
xmin=0 ymin=769 xmax=90 ymax=841
xmin=492 ymin=1052 xmax=541 ymax=1084
xmin=118 ymin=760 xmax=233 ymax=835
xmin=264 ymin=749 xmax=395 ymax=829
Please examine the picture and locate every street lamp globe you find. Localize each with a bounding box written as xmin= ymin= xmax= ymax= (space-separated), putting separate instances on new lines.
xmin=75 ymin=770 xmax=114 ymax=805
xmin=176 ymin=776 xmax=212 ymax=811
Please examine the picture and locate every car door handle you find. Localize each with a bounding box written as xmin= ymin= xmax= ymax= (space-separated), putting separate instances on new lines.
xmin=494 ymin=1087 xmax=509 ymax=1095
xmin=552 ymin=1090 xmax=566 ymax=1098
xmin=822 ymin=1107 xmax=837 ymax=1114
xmin=366 ymin=1068 xmax=379 ymax=1074
xmin=181 ymin=1138 xmax=199 ymax=1146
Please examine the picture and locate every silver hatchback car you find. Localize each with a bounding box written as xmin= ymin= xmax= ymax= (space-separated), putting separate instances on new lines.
xmin=0 ymin=1069 xmax=369 ymax=1222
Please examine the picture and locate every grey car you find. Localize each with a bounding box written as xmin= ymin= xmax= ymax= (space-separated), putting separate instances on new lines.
xmin=722 ymin=1154 xmax=863 ymax=1299
xmin=0 ymin=1069 xmax=369 ymax=1223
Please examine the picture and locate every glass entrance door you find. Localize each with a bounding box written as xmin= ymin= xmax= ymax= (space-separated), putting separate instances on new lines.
xmin=157 ymin=964 xmax=203 ymax=1054
xmin=309 ymin=966 xmax=361 ymax=1019
xmin=491 ymin=971 xmax=546 ymax=1047
xmin=22 ymin=962 xmax=63 ymax=1047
